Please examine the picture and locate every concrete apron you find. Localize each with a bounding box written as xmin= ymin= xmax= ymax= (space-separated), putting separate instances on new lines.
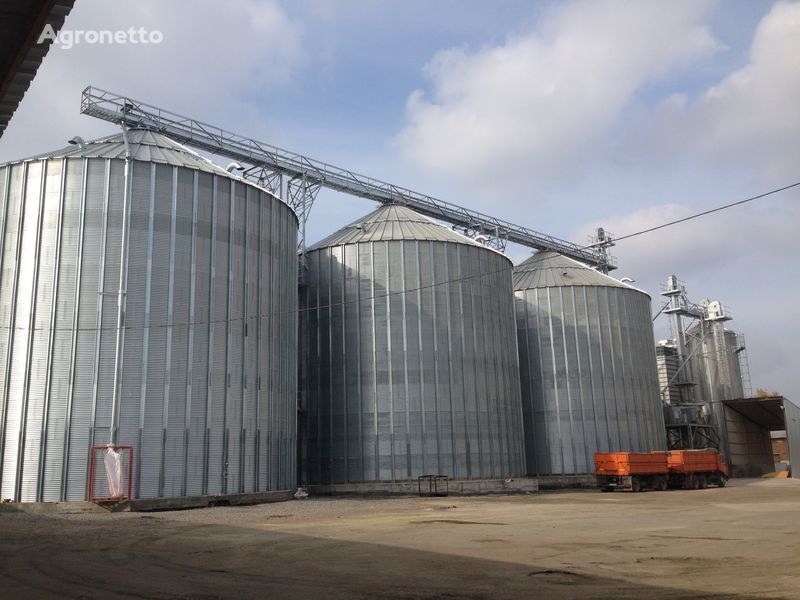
xmin=0 ymin=490 xmax=295 ymax=513
xmin=306 ymin=477 xmax=539 ymax=497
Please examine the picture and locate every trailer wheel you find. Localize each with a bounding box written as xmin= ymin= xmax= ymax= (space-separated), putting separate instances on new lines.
xmin=691 ymin=475 xmax=700 ymax=490
xmin=698 ymin=474 xmax=708 ymax=489
xmin=657 ymin=477 xmax=668 ymax=491
xmin=631 ymin=477 xmax=641 ymax=493
xmin=600 ymin=486 xmax=613 ymax=493
xmin=718 ymin=476 xmax=727 ymax=488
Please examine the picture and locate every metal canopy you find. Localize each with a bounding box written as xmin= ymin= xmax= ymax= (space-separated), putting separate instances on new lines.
xmin=722 ymin=396 xmax=787 ymax=430
xmin=79 ymin=85 xmax=613 ymax=270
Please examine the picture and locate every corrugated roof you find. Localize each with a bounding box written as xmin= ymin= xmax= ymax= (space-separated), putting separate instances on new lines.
xmin=15 ymin=129 xmax=234 ymax=176
xmin=308 ymin=204 xmax=489 ymax=250
xmin=514 ymin=250 xmax=642 ymax=292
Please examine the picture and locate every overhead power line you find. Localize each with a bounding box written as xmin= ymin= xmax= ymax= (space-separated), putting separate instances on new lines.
xmin=613 ymin=181 xmax=800 ymax=243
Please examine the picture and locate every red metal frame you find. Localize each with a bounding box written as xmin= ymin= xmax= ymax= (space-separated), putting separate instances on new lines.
xmin=87 ymin=445 xmax=134 ymax=502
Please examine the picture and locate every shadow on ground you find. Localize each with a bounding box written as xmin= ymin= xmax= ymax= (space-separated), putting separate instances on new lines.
xmin=0 ymin=510 xmax=758 ymax=600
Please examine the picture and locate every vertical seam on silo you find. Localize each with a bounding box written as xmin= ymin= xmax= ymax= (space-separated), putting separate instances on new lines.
xmin=501 ymin=262 xmax=512 ymax=475
xmin=592 ymin=287 xmax=608 ymax=451
xmin=183 ymin=170 xmax=198 ymax=497
xmin=158 ymin=167 xmax=178 ymax=498
xmin=0 ymin=166 xmax=9 ymax=491
xmin=270 ymin=198 xmax=276 ymax=487
xmin=254 ymin=191 xmax=262 ymax=490
xmin=239 ymin=186 xmax=248 ymax=493
xmin=546 ymin=288 xmax=564 ymax=475
xmin=0 ymin=163 xmax=26 ymax=497
xmin=203 ymin=175 xmax=217 ymax=495
xmin=341 ymin=245 xmax=348 ymax=483
xmin=471 ymin=248 xmax=484 ymax=478
xmin=582 ymin=287 xmax=600 ymax=457
xmin=559 ymin=287 xmax=577 ymax=476
xmin=245 ymin=187 xmax=252 ymax=492
xmin=535 ymin=288 xmax=548 ymax=475
xmin=613 ymin=288 xmax=631 ymax=451
xmin=429 ymin=242 xmax=441 ymax=476
xmin=61 ymin=160 xmax=87 ymax=501
xmin=327 ymin=249 xmax=334 ymax=483
xmin=16 ymin=161 xmax=47 ymax=501
xmin=605 ymin=287 xmax=623 ymax=451
xmin=400 ymin=241 xmax=411 ymax=479
xmin=443 ymin=245 xmax=456 ymax=478
xmin=277 ymin=204 xmax=288 ymax=489
xmin=570 ymin=286 xmax=589 ymax=474
xmin=313 ymin=251 xmax=321 ymax=483
xmin=414 ymin=242 xmax=425 ymax=477
xmin=648 ymin=300 xmax=666 ymax=447
xmin=266 ymin=196 xmax=274 ymax=489
xmin=110 ymin=157 xmax=132 ymax=447
xmin=619 ymin=290 xmax=639 ymax=451
xmin=135 ymin=163 xmax=155 ymax=499
xmin=355 ymin=243 xmax=363 ymax=483
xmin=484 ymin=255 xmax=497 ymax=476
xmin=459 ymin=248 xmax=472 ymax=477
xmin=38 ymin=159 xmax=67 ymax=500
xmin=369 ymin=243 xmax=378 ymax=481
xmin=482 ymin=256 xmax=496 ymax=476
xmin=222 ymin=178 xmax=234 ymax=494
xmin=520 ymin=288 xmax=535 ymax=476
xmin=86 ymin=159 xmax=111 ymax=498
xmin=385 ymin=240 xmax=395 ymax=481
xmin=455 ymin=248 xmax=469 ymax=477
xmin=503 ymin=264 xmax=518 ymax=476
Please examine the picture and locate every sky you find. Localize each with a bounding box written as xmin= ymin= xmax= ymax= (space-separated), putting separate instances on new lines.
xmin=0 ymin=0 xmax=798 ymax=400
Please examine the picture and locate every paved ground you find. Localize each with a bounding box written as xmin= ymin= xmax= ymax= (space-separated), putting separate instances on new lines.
xmin=1 ymin=478 xmax=798 ymax=599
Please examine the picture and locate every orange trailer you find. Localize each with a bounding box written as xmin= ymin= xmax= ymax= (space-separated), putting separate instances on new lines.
xmin=666 ymin=449 xmax=728 ymax=489
xmin=595 ymin=452 xmax=669 ymax=492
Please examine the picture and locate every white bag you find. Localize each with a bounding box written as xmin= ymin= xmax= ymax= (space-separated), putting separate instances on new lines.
xmin=104 ymin=447 xmax=123 ymax=498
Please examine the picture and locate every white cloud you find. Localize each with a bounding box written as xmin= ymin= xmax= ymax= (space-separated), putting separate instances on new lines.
xmin=635 ymin=1 xmax=800 ymax=182
xmin=395 ymin=0 xmax=720 ymax=184
xmin=575 ymin=197 xmax=800 ymax=283
xmin=0 ymin=0 xmax=304 ymax=162
xmin=574 ymin=194 xmax=800 ymax=399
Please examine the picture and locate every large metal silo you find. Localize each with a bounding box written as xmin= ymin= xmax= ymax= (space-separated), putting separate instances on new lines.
xmin=514 ymin=251 xmax=665 ymax=476
xmin=300 ymin=205 xmax=526 ymax=484
xmin=0 ymin=130 xmax=298 ymax=502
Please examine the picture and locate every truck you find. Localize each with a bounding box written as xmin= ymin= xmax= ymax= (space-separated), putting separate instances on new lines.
xmin=595 ymin=452 xmax=669 ymax=492
xmin=666 ymin=449 xmax=728 ymax=489
xmin=595 ymin=449 xmax=728 ymax=492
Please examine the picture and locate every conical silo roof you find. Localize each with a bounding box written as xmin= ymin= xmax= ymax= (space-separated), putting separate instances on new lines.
xmin=513 ymin=250 xmax=638 ymax=291
xmin=308 ymin=204 xmax=489 ymax=250
xmin=17 ymin=129 xmax=238 ymax=177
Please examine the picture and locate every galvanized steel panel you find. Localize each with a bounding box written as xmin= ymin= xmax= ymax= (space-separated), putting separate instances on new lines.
xmin=301 ymin=206 xmax=526 ymax=484
xmin=0 ymin=130 xmax=298 ymax=501
xmin=514 ymin=252 xmax=666 ymax=476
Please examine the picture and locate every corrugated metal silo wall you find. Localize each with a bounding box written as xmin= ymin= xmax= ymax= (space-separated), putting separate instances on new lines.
xmin=0 ymin=157 xmax=297 ymax=502
xmin=784 ymin=399 xmax=800 ymax=479
xmin=300 ymin=240 xmax=526 ymax=484
xmin=515 ymin=285 xmax=666 ymax=476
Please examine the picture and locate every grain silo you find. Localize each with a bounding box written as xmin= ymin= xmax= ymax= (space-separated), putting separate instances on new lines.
xmin=514 ymin=251 xmax=665 ymax=477
xmin=0 ymin=129 xmax=298 ymax=502
xmin=300 ymin=204 xmax=526 ymax=485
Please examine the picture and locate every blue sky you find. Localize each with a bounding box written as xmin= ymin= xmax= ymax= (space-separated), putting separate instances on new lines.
xmin=0 ymin=0 xmax=797 ymax=400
